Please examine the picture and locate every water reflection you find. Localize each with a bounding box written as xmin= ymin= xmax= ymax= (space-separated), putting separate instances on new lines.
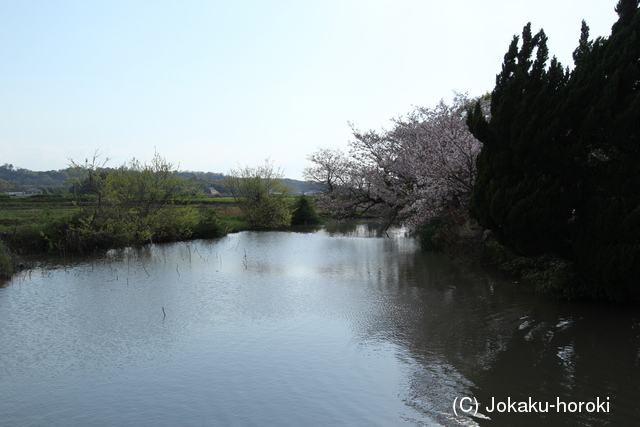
xmin=0 ymin=223 xmax=638 ymax=426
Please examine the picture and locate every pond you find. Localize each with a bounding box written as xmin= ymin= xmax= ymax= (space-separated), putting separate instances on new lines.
xmin=0 ymin=223 xmax=638 ymax=426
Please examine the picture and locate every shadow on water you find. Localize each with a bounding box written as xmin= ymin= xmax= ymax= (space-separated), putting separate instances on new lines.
xmin=349 ymin=240 xmax=640 ymax=426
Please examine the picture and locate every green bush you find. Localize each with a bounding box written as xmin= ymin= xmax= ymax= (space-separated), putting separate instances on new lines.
xmin=193 ymin=209 xmax=229 ymax=238
xmin=0 ymin=241 xmax=13 ymax=279
xmin=419 ymin=224 xmax=441 ymax=252
xmin=242 ymin=196 xmax=292 ymax=229
xmin=291 ymin=195 xmax=321 ymax=225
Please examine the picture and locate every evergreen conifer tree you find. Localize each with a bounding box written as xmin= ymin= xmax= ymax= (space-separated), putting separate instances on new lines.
xmin=468 ymin=0 xmax=640 ymax=299
xmin=567 ymin=0 xmax=640 ymax=299
xmin=467 ymin=24 xmax=574 ymax=256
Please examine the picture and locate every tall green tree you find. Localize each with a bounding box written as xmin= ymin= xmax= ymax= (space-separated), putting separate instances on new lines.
xmin=468 ymin=0 xmax=640 ymax=299
xmin=467 ymin=23 xmax=574 ymax=256
xmin=566 ymin=0 xmax=640 ymax=299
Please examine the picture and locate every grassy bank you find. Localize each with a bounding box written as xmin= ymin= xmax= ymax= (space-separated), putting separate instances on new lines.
xmin=0 ymin=195 xmax=249 ymax=267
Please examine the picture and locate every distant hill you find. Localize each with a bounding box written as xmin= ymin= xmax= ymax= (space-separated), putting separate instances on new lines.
xmin=282 ymin=178 xmax=316 ymax=195
xmin=0 ymin=164 xmax=70 ymax=187
xmin=1 ymin=163 xmax=315 ymax=196
xmin=176 ymin=171 xmax=315 ymax=195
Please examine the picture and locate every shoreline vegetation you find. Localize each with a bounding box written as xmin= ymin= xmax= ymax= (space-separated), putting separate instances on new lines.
xmin=0 ymin=193 xmax=327 ymax=279
xmin=0 ymin=153 xmax=323 ymax=281
xmin=0 ymin=187 xmax=606 ymax=302
xmin=0 ymin=194 xmax=239 ymax=278
xmin=0 ymin=188 xmax=636 ymax=304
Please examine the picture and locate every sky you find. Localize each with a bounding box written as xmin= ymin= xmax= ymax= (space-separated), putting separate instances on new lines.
xmin=0 ymin=0 xmax=620 ymax=180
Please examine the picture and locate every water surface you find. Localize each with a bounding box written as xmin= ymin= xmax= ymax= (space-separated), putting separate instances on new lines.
xmin=1 ymin=224 xmax=638 ymax=426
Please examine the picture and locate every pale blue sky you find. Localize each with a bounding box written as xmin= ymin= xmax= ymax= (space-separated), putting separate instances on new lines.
xmin=1 ymin=0 xmax=618 ymax=179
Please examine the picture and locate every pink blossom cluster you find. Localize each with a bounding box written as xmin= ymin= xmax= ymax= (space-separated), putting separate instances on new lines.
xmin=305 ymin=93 xmax=488 ymax=228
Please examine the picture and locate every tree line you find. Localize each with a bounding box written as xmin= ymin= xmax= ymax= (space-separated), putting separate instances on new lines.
xmin=304 ymin=0 xmax=640 ymax=301
xmin=36 ymin=152 xmax=228 ymax=252
xmin=0 ymin=163 xmax=232 ymax=195
xmin=1 ymin=162 xmax=313 ymax=197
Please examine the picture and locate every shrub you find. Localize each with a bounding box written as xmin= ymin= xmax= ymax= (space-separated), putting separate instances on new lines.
xmin=193 ymin=209 xmax=229 ymax=238
xmin=0 ymin=240 xmax=13 ymax=279
xmin=485 ymin=238 xmax=590 ymax=300
xmin=291 ymin=195 xmax=321 ymax=225
xmin=419 ymin=224 xmax=441 ymax=252
xmin=224 ymin=159 xmax=293 ymax=229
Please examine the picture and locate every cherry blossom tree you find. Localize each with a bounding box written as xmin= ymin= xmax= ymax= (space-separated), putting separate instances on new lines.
xmin=303 ymin=148 xmax=349 ymax=194
xmin=305 ymin=93 xmax=487 ymax=228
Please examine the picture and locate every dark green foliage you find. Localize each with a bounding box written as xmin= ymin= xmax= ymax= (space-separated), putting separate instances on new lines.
xmin=193 ymin=209 xmax=229 ymax=238
xmin=0 ymin=163 xmax=70 ymax=187
xmin=419 ymin=224 xmax=441 ymax=252
xmin=0 ymin=241 xmax=13 ymax=279
xmin=468 ymin=1 xmax=640 ymax=300
xmin=562 ymin=0 xmax=640 ymax=300
xmin=467 ymin=23 xmax=575 ymax=256
xmin=572 ymin=197 xmax=640 ymax=301
xmin=291 ymin=195 xmax=321 ymax=225
xmin=485 ymin=238 xmax=588 ymax=300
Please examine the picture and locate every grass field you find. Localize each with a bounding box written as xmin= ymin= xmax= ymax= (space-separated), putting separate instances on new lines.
xmin=0 ymin=195 xmax=78 ymax=230
xmin=0 ymin=195 xmax=242 ymax=227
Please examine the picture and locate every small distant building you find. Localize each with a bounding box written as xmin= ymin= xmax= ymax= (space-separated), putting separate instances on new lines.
xmin=208 ymin=187 xmax=221 ymax=196
xmin=3 ymin=188 xmax=43 ymax=197
xmin=25 ymin=188 xmax=43 ymax=196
